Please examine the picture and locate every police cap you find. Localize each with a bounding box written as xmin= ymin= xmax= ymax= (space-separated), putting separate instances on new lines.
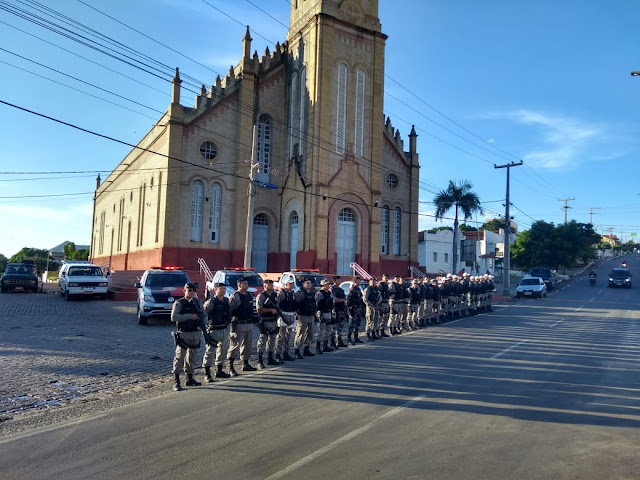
xmin=333 ymin=275 xmax=341 ymax=280
xmin=184 ymin=283 xmax=196 ymax=290
xmin=264 ymin=279 xmax=274 ymax=284
xmin=214 ymin=282 xmax=226 ymax=288
xmin=236 ymin=277 xmax=247 ymax=285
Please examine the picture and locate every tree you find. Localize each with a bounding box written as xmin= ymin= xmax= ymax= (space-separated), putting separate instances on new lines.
xmin=63 ymin=242 xmax=89 ymax=261
xmin=0 ymin=254 xmax=7 ymax=273
xmin=433 ymin=179 xmax=484 ymax=274
xmin=9 ymin=247 xmax=52 ymax=274
xmin=482 ymin=218 xmax=517 ymax=233
xmin=459 ymin=224 xmax=478 ymax=232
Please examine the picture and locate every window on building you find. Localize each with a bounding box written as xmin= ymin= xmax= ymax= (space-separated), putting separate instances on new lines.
xmin=289 ymin=71 xmax=300 ymax=159
xmin=200 ymin=141 xmax=218 ymax=161
xmin=355 ymin=68 xmax=365 ymax=157
xmin=393 ymin=207 xmax=401 ymax=255
xmin=386 ymin=173 xmax=399 ymax=189
xmin=299 ymin=67 xmax=306 ymax=157
xmin=380 ymin=205 xmax=389 ymax=254
xmin=444 ymin=253 xmax=449 ymax=263
xmin=257 ymin=115 xmax=271 ymax=179
xmin=208 ymin=184 xmax=222 ymax=243
xmin=433 ymin=252 xmax=437 ymax=262
xmin=336 ymin=62 xmax=348 ymax=155
xmin=190 ymin=180 xmax=204 ymax=242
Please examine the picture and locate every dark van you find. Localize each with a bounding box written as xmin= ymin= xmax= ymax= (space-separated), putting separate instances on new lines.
xmin=529 ymin=267 xmax=556 ymax=291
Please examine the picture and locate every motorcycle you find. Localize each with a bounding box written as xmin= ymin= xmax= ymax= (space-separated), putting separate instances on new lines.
xmin=589 ymin=274 xmax=596 ymax=286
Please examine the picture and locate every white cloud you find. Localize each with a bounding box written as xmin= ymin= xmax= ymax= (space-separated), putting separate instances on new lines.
xmin=487 ymin=138 xmax=495 ymax=143
xmin=498 ymin=109 xmax=602 ymax=169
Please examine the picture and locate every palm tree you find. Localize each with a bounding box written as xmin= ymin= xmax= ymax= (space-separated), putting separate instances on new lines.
xmin=433 ymin=180 xmax=484 ymax=274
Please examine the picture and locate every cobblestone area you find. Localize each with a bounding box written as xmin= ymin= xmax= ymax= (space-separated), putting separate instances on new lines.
xmin=0 ymin=291 xmax=183 ymax=422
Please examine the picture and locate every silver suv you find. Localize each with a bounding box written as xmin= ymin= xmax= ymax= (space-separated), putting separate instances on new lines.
xmin=134 ymin=267 xmax=195 ymax=325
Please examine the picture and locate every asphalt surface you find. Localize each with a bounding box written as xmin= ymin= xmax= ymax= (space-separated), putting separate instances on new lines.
xmin=1 ymin=256 xmax=639 ymax=479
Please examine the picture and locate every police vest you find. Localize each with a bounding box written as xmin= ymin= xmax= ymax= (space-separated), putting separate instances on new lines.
xmin=259 ymin=291 xmax=278 ymax=320
xmin=378 ymin=282 xmax=390 ymax=300
xmin=347 ymin=288 xmax=364 ymax=310
xmin=316 ymin=289 xmax=334 ymax=313
xmin=232 ymin=291 xmax=254 ymax=321
xmin=177 ymin=297 xmax=199 ymax=332
xmin=278 ymin=289 xmax=297 ymax=312
xmin=410 ymin=288 xmax=421 ymax=304
xmin=298 ymin=290 xmax=317 ymax=316
xmin=332 ymin=287 xmax=346 ymax=312
xmin=208 ymin=297 xmax=231 ymax=328
xmin=365 ymin=287 xmax=379 ymax=305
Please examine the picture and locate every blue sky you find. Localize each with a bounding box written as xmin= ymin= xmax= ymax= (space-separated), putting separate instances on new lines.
xmin=1 ymin=0 xmax=639 ymax=258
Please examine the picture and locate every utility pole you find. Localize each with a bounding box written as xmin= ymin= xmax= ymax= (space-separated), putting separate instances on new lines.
xmin=589 ymin=207 xmax=600 ymax=228
xmin=494 ymin=161 xmax=522 ymax=297
xmin=558 ymin=197 xmax=575 ymax=225
xmin=243 ymin=125 xmax=258 ymax=269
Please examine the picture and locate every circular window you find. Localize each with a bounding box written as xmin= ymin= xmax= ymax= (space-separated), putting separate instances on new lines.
xmin=386 ymin=173 xmax=399 ymax=189
xmin=200 ymin=141 xmax=218 ymax=160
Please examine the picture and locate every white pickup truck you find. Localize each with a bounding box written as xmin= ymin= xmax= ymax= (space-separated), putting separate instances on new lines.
xmin=274 ymin=269 xmax=328 ymax=293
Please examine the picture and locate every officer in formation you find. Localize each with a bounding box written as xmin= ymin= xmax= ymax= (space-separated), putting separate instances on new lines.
xmin=256 ymin=279 xmax=281 ymax=369
xmin=227 ymin=277 xmax=257 ymax=375
xmin=346 ymin=277 xmax=365 ymax=344
xmin=295 ymin=279 xmax=317 ymax=358
xmin=377 ymin=274 xmax=391 ymax=338
xmin=363 ymin=277 xmax=381 ymax=341
xmin=202 ymin=282 xmax=232 ymax=382
xmin=315 ymin=279 xmax=335 ymax=353
xmin=171 ymin=282 xmax=207 ymax=391
xmin=275 ymin=278 xmax=297 ymax=362
xmin=331 ymin=276 xmax=349 ymax=348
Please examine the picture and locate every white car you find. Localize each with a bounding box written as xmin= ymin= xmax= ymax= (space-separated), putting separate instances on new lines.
xmin=516 ymin=276 xmax=547 ymax=299
xmin=59 ymin=262 xmax=109 ymax=300
xmin=274 ymin=269 xmax=328 ymax=293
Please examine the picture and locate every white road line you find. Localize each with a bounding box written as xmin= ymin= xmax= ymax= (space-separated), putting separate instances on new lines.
xmin=490 ymin=339 xmax=529 ymax=359
xmin=550 ymin=320 xmax=564 ymax=328
xmin=264 ymin=394 xmax=426 ymax=480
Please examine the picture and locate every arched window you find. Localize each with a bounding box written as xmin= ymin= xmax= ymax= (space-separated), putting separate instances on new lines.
xmin=380 ymin=205 xmax=389 ymax=254
xmin=290 ymin=211 xmax=299 ymax=269
xmin=256 ymin=115 xmax=272 ymax=182
xmin=336 ymin=62 xmax=348 ymax=154
xmin=355 ymin=68 xmax=365 ymax=157
xmin=393 ymin=207 xmax=402 ymax=255
xmin=208 ymin=184 xmax=222 ymax=243
xmin=298 ymin=67 xmax=306 ymax=156
xmin=190 ymin=180 xmax=204 ymax=242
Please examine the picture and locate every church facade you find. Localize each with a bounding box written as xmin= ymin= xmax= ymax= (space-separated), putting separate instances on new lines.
xmin=91 ymin=0 xmax=421 ymax=276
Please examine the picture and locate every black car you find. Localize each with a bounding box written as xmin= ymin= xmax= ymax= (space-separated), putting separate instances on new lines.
xmin=528 ymin=267 xmax=556 ymax=291
xmin=608 ymin=268 xmax=632 ymax=288
xmin=1 ymin=260 xmax=39 ymax=293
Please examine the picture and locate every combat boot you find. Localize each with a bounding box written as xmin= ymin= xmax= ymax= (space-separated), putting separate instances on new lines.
xmin=267 ymin=353 xmax=280 ymax=365
xmin=242 ymin=359 xmax=257 ymax=372
xmin=215 ymin=364 xmax=230 ymax=379
xmin=228 ymin=359 xmax=238 ymax=377
xmin=303 ymin=345 xmax=315 ymax=357
xmin=353 ymin=332 xmax=364 ymax=344
xmin=204 ymin=366 xmax=214 ymax=383
xmin=347 ymin=332 xmax=355 ymax=345
xmin=380 ymin=328 xmax=390 ymax=338
xmin=338 ymin=336 xmax=348 ymax=347
xmin=330 ymin=336 xmax=337 ymax=349
xmin=322 ymin=340 xmax=333 ymax=352
xmin=173 ymin=373 xmax=182 ymax=392
xmin=257 ymin=354 xmax=266 ymax=370
xmin=283 ymin=351 xmax=295 ymax=361
xmin=316 ymin=341 xmax=324 ymax=354
xmin=275 ymin=353 xmax=283 ymax=363
xmin=186 ymin=374 xmax=201 ymax=387
xmin=295 ymin=349 xmax=304 ymax=359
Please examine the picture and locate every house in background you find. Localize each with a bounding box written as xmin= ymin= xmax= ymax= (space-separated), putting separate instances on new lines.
xmin=417 ymin=228 xmax=461 ymax=275
xmin=49 ymin=241 xmax=90 ymax=263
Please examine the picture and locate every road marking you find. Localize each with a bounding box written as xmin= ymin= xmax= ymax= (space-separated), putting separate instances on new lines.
xmin=550 ymin=319 xmax=564 ymax=328
xmin=264 ymin=394 xmax=426 ymax=479
xmin=490 ymin=339 xmax=529 ymax=359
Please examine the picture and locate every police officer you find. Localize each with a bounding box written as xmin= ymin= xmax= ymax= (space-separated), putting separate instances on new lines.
xmin=171 ymin=282 xmax=207 ymax=391
xmin=276 ymin=279 xmax=297 ymax=362
xmin=227 ymin=277 xmax=256 ymax=374
xmin=346 ymin=277 xmax=365 ymax=344
xmin=396 ymin=276 xmax=409 ymax=332
xmin=377 ymin=274 xmax=391 ymax=337
xmin=315 ymin=279 xmax=335 ymax=353
xmin=408 ymin=278 xmax=422 ymax=329
xmin=331 ymin=276 xmax=348 ymax=348
xmin=295 ymin=279 xmax=317 ymax=358
xmin=363 ymin=277 xmax=381 ymax=341
xmin=486 ymin=275 xmax=495 ymax=311
xmin=202 ymin=282 xmax=232 ymax=382
xmin=256 ymin=279 xmax=281 ymax=369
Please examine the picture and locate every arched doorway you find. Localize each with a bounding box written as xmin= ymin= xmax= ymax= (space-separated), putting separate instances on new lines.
xmin=336 ymin=207 xmax=357 ymax=275
xmin=252 ymin=213 xmax=269 ymax=272
xmin=289 ymin=211 xmax=298 ymax=269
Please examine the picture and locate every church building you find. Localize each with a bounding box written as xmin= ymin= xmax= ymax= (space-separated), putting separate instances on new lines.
xmin=91 ymin=0 xmax=421 ymax=276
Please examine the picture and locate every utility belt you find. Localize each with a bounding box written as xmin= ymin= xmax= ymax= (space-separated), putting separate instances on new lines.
xmin=172 ymin=331 xmax=200 ymax=349
xmin=278 ymin=312 xmax=296 ymax=328
xmin=207 ymin=324 xmax=229 ymax=331
xmin=258 ymin=319 xmax=278 ymax=335
xmin=234 ymin=318 xmax=253 ymax=324
xmin=319 ymin=312 xmax=332 ymax=322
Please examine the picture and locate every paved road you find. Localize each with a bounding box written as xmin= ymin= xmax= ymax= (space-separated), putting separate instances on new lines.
xmin=1 ymin=256 xmax=639 ymax=479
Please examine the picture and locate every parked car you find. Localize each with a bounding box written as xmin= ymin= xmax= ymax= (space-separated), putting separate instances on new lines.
xmin=339 ymin=280 xmax=366 ymax=295
xmin=608 ymin=268 xmax=632 ymax=288
xmin=206 ymin=267 xmax=263 ymax=318
xmin=0 ymin=260 xmax=39 ymax=293
xmin=275 ymin=269 xmax=328 ymax=293
xmin=516 ymin=276 xmax=548 ymax=299
xmin=528 ymin=267 xmax=557 ymax=291
xmin=58 ymin=262 xmax=109 ymax=300
xmin=134 ymin=266 xmax=194 ymax=325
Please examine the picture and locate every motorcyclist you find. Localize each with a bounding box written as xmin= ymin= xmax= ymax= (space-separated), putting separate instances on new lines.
xmin=589 ymin=270 xmax=597 ymax=278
